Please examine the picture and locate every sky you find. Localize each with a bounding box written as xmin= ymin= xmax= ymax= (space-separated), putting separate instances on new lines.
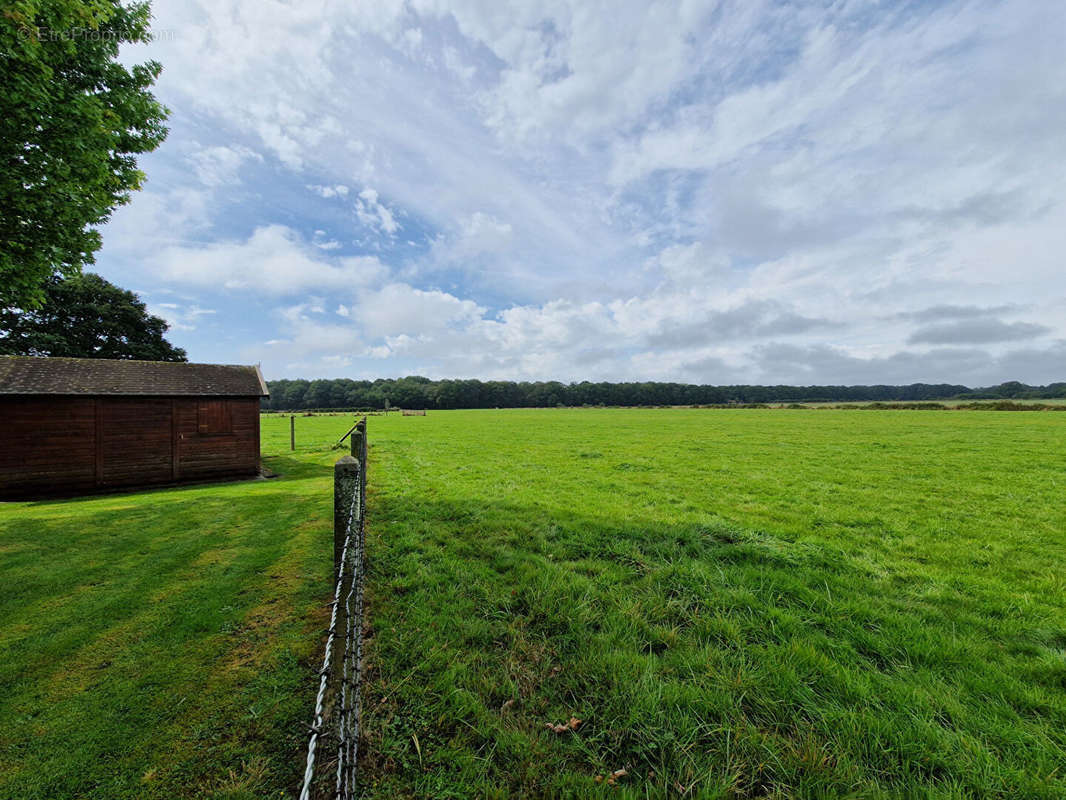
xmin=97 ymin=0 xmax=1066 ymax=385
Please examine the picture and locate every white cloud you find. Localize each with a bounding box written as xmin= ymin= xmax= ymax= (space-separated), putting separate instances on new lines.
xmin=308 ymin=184 xmax=350 ymax=198
xmin=253 ymin=301 xmax=367 ymax=366
xmin=355 ymin=188 xmax=401 ymax=236
xmin=356 ymin=283 xmax=484 ymax=338
xmin=426 ymin=0 xmax=723 ymax=145
xmin=312 ymin=229 xmax=343 ymax=250
xmin=95 ymin=0 xmax=1066 ymax=384
xmin=457 ymin=212 xmax=512 ymax=254
xmin=147 ymin=302 xmax=217 ymax=332
xmin=152 ymin=225 xmax=387 ymax=294
xmin=645 ymin=242 xmax=729 ymax=284
xmin=186 ymin=144 xmax=263 ymax=187
xmin=429 ymin=211 xmax=514 ymax=266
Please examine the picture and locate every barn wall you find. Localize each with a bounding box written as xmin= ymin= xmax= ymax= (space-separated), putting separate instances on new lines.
xmin=0 ymin=397 xmax=97 ymax=495
xmin=174 ymin=397 xmax=260 ymax=479
xmin=0 ymin=395 xmax=261 ymax=498
xmin=100 ymin=398 xmax=174 ymax=486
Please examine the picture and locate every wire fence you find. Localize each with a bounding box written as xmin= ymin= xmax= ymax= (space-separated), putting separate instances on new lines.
xmin=299 ymin=418 xmax=367 ymax=800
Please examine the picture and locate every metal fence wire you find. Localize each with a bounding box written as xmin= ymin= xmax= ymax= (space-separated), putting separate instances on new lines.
xmin=299 ymin=429 xmax=366 ymax=800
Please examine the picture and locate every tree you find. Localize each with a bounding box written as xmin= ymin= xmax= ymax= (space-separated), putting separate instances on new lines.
xmin=305 ymin=379 xmax=333 ymax=409
xmin=1 ymin=1 xmax=169 ymax=309
xmin=260 ymin=376 xmax=1059 ymax=409
xmin=280 ymin=379 xmax=309 ymax=410
xmin=0 ymin=273 xmax=186 ymax=360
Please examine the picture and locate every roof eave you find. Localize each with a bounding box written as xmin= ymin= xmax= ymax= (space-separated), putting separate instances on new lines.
xmin=254 ymin=364 xmax=270 ymax=397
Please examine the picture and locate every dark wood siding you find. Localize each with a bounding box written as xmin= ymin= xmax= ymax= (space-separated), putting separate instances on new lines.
xmin=0 ymin=397 xmax=96 ymax=495
xmin=176 ymin=398 xmax=259 ymax=480
xmin=0 ymin=395 xmax=260 ymax=498
xmin=197 ymin=400 xmax=232 ymax=434
xmin=100 ymin=398 xmax=173 ymax=486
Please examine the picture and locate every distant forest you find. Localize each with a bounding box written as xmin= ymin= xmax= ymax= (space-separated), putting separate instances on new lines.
xmin=263 ymin=377 xmax=1066 ymax=411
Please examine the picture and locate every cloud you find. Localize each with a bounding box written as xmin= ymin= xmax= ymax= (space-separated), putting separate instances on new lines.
xmin=747 ymin=341 xmax=1066 ymax=387
xmin=249 ymin=302 xmax=367 ymax=370
xmin=429 ymin=211 xmax=514 ymax=266
xmin=454 ymin=212 xmax=513 ymax=256
xmin=308 ymin=184 xmax=350 ymax=199
xmin=896 ymin=305 xmax=1020 ymax=323
xmin=186 ymin=144 xmax=263 ymax=187
xmin=908 ymin=319 xmax=1051 ymax=345
xmin=645 ymin=242 xmax=729 ymax=284
xmin=311 ymin=229 xmax=343 ymax=250
xmin=88 ymin=0 xmax=1066 ymax=383
xmin=646 ymin=301 xmax=837 ymax=348
xmin=355 ymin=188 xmax=401 ymax=236
xmin=355 ymin=283 xmax=484 ymax=338
xmin=148 ymin=302 xmax=217 ymax=332
xmin=153 ymin=225 xmax=388 ymax=294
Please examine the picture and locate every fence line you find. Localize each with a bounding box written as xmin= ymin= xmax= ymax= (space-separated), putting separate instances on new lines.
xmin=298 ymin=416 xmax=367 ymax=800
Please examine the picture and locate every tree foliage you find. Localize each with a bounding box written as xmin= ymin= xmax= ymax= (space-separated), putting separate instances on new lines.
xmin=0 ymin=0 xmax=169 ymax=309
xmin=0 ymin=272 xmax=187 ymax=360
xmin=261 ymin=376 xmax=1066 ymax=411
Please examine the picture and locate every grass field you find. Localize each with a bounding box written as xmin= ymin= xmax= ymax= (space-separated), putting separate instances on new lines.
xmin=0 ymin=425 xmax=343 ymax=799
xmin=787 ymin=399 xmax=1066 ymax=408
xmin=2 ymin=408 xmax=1065 ymax=798
xmin=355 ymin=409 xmax=1066 ymax=798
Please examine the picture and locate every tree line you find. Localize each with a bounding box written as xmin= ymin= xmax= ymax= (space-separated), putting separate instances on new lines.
xmin=263 ymin=376 xmax=1066 ymax=411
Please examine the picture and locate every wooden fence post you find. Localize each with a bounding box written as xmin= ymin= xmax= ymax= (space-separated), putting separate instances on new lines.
xmin=334 ymin=455 xmax=361 ymax=574
xmin=355 ymin=418 xmax=367 ymax=505
xmin=290 ymin=414 xmax=295 ymax=451
xmin=355 ymin=418 xmax=367 ymax=464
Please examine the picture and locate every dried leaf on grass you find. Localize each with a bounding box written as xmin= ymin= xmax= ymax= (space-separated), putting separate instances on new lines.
xmin=545 ymin=716 xmax=582 ymax=734
xmin=595 ymin=768 xmax=628 ymax=786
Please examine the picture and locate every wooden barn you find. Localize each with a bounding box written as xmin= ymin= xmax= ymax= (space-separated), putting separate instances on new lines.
xmin=0 ymin=357 xmax=269 ymax=498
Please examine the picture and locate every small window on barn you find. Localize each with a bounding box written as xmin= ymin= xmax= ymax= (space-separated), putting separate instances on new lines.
xmin=197 ymin=400 xmax=231 ymax=435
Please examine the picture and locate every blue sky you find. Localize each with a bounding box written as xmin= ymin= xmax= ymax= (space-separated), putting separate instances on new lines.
xmin=98 ymin=0 xmax=1066 ymax=384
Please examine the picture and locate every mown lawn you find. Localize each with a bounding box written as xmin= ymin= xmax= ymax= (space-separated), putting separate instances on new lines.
xmin=0 ymin=420 xmax=348 ymax=799
xmin=357 ymin=408 xmax=1066 ymax=798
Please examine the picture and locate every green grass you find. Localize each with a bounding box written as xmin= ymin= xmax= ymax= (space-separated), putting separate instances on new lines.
xmin=355 ymin=408 xmax=1066 ymax=798
xmin=789 ymin=399 xmax=1066 ymax=408
xmin=0 ymin=424 xmax=346 ymax=799
xmin=3 ymin=409 xmax=1065 ymax=798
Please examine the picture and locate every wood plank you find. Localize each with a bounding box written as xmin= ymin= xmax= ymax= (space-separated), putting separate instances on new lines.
xmin=171 ymin=399 xmax=180 ymax=481
xmin=95 ymin=398 xmax=104 ymax=485
xmin=254 ymin=399 xmax=260 ymax=472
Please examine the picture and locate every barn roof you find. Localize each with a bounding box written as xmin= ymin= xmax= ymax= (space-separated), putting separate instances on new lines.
xmin=0 ymin=357 xmax=269 ymax=397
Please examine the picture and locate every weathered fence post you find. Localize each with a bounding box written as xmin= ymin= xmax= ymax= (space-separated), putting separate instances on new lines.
xmin=355 ymin=418 xmax=367 ymax=464
xmin=334 ymin=456 xmax=361 ymax=574
xmin=290 ymin=414 xmax=295 ymax=451
xmin=350 ymin=427 xmax=363 ymax=460
xmin=355 ymin=418 xmax=367 ymax=504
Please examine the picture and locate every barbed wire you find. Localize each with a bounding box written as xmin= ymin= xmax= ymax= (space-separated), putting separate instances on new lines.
xmin=337 ymin=479 xmax=364 ymax=798
xmin=299 ymin=472 xmax=363 ymax=800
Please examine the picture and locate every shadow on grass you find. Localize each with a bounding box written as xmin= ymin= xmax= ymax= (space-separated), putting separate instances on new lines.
xmin=261 ymin=452 xmax=339 ymax=481
xmin=7 ymin=449 xmax=337 ymax=511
